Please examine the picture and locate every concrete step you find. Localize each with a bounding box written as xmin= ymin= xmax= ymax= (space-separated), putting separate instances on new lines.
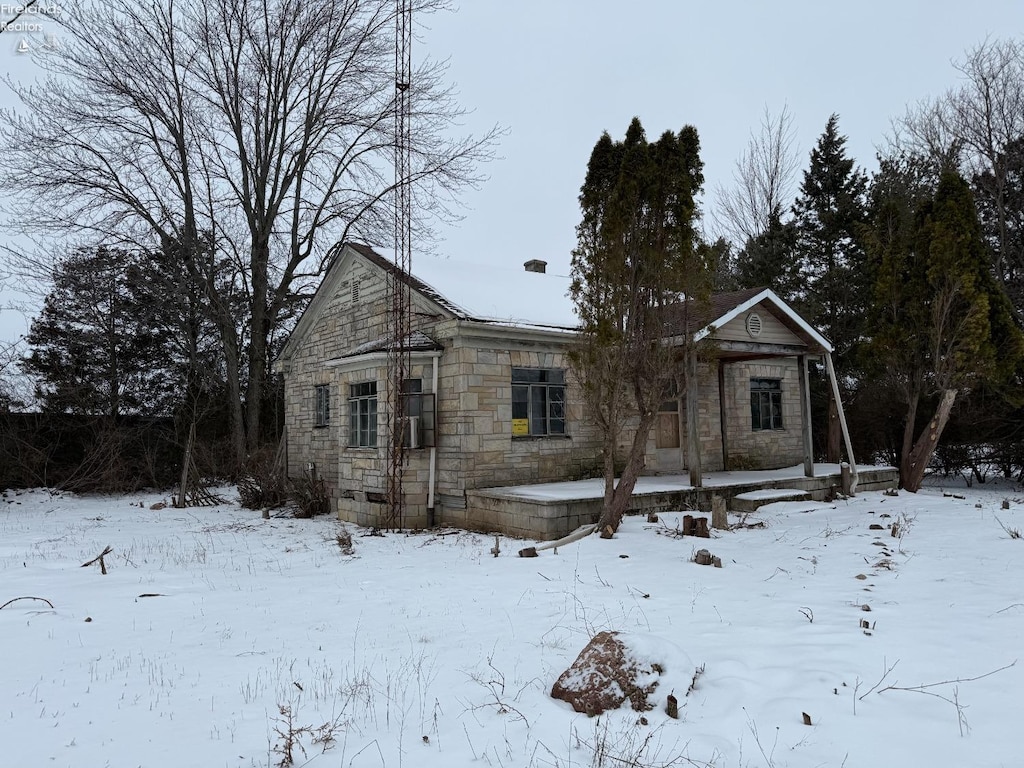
xmin=732 ymin=488 xmax=811 ymax=512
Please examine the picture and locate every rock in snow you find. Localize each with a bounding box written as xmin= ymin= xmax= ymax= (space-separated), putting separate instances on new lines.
xmin=551 ymin=630 xmax=691 ymax=716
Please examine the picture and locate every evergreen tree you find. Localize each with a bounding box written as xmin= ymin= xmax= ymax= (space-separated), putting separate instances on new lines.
xmin=866 ymin=168 xmax=1024 ymax=491
xmin=792 ymin=115 xmax=869 ymax=460
xmin=570 ymin=117 xmax=709 ymax=533
xmin=734 ymin=209 xmax=799 ymax=298
xmin=22 ymin=247 xmax=175 ymax=417
xmin=974 ymin=135 xmax=1024 ymax=315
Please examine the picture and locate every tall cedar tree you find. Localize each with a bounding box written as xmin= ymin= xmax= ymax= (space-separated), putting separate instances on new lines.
xmin=570 ymin=118 xmax=708 ymax=533
xmin=866 ymin=167 xmax=1024 ymax=491
xmin=974 ymin=135 xmax=1024 ymax=314
xmin=23 ymin=248 xmax=176 ymax=418
xmin=792 ymin=115 xmax=869 ymax=460
xmin=734 ymin=209 xmax=799 ymax=298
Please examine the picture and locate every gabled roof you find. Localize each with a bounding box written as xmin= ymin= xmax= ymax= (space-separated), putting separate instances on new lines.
xmin=277 ymin=242 xmax=576 ymax=365
xmin=688 ymin=287 xmax=833 ymax=353
xmin=279 ymin=243 xmax=832 ymax=366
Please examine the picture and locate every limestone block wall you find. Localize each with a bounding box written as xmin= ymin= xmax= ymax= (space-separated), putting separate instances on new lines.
xmin=282 ymin=259 xmax=435 ymax=522
xmin=722 ymin=358 xmax=803 ymax=469
xmin=430 ymin=339 xmax=605 ymax=531
xmin=283 ymin=262 xmax=385 ymax=497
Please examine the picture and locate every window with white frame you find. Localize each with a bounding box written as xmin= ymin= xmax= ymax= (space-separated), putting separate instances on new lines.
xmin=348 ymin=381 xmax=377 ymax=447
xmin=511 ymin=368 xmax=565 ymax=436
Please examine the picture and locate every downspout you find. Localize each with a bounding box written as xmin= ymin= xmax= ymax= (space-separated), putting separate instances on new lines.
xmin=824 ymin=351 xmax=858 ymax=493
xmin=427 ymin=352 xmax=439 ymax=526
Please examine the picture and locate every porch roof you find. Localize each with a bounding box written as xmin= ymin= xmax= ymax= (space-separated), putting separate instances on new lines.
xmin=663 ymin=287 xmax=832 ymax=358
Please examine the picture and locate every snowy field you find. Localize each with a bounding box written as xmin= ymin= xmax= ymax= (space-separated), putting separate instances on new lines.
xmin=1 ymin=480 xmax=1022 ymax=768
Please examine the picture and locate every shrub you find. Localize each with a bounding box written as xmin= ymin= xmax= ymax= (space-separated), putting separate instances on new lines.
xmin=236 ymin=447 xmax=287 ymax=509
xmin=291 ymin=469 xmax=331 ymax=518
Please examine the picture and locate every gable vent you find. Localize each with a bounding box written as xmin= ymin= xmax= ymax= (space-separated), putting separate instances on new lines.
xmin=351 ymin=278 xmax=360 ymax=304
xmin=745 ymin=312 xmax=763 ymax=338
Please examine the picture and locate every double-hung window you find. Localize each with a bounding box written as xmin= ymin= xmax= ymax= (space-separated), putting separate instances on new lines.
xmin=750 ymin=378 xmax=783 ymax=430
xmin=511 ymin=368 xmax=565 ymax=436
xmin=348 ymin=381 xmax=378 ymax=447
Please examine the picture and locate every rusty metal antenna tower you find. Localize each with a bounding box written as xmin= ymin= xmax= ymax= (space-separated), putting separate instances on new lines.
xmin=385 ymin=0 xmax=413 ymax=530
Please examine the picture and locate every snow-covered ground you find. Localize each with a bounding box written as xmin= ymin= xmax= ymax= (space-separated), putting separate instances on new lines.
xmin=1 ymin=479 xmax=1021 ymax=767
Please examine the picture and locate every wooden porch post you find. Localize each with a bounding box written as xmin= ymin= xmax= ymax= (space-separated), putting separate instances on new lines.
xmin=797 ymin=355 xmax=814 ymax=478
xmin=717 ymin=360 xmax=728 ymax=471
xmin=686 ymin=350 xmax=702 ymax=487
xmin=824 ymin=351 xmax=858 ymax=493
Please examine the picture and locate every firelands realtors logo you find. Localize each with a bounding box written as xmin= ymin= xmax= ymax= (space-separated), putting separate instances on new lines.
xmin=1 ymin=0 xmax=61 ymax=54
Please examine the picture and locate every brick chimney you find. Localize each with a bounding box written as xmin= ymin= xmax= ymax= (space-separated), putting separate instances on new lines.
xmin=523 ymin=259 xmax=547 ymax=274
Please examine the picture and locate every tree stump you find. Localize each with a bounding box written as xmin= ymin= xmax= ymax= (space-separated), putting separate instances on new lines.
xmin=666 ymin=694 xmax=679 ymax=719
xmin=695 ymin=517 xmax=710 ymax=538
xmin=840 ymin=462 xmax=853 ymax=495
xmin=711 ymin=495 xmax=728 ymax=530
xmin=682 ymin=515 xmax=695 ymax=536
xmin=694 ymin=549 xmax=712 ymax=566
xmin=518 ymin=547 xmax=538 ymax=558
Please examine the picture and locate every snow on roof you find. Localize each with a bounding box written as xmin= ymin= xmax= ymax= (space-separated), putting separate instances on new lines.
xmin=351 ymin=244 xmax=577 ymax=329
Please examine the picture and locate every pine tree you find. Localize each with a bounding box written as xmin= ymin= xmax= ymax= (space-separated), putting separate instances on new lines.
xmin=792 ymin=114 xmax=869 ymax=460
xmin=866 ymin=167 xmax=1024 ymax=491
xmin=570 ymin=117 xmax=709 ymax=533
xmin=22 ymin=247 xmax=175 ymax=417
xmin=734 ymin=210 xmax=799 ymax=298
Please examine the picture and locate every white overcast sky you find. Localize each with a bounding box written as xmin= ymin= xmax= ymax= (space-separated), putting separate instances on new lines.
xmin=422 ymin=0 xmax=1024 ymax=275
xmin=2 ymin=0 xmax=1024 ymax=343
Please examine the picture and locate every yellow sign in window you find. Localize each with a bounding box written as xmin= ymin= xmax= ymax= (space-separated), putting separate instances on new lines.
xmin=511 ymin=418 xmax=529 ymax=436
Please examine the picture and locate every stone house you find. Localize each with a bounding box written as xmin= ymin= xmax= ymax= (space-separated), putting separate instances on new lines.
xmin=274 ymin=243 xmax=844 ymax=533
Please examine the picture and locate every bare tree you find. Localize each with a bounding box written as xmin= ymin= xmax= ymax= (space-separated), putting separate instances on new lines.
xmin=713 ymin=105 xmax=800 ymax=246
xmin=894 ymin=37 xmax=1024 ymax=311
xmin=0 ymin=0 xmax=496 ymax=464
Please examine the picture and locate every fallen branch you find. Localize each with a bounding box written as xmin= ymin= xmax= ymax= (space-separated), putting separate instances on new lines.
xmin=534 ymin=524 xmax=597 ymax=552
xmin=0 ymin=596 xmax=54 ymax=610
xmin=861 ymin=659 xmax=1017 ymax=737
xmin=876 ymin=660 xmax=1017 ymax=696
xmin=81 ymin=545 xmax=113 ymax=575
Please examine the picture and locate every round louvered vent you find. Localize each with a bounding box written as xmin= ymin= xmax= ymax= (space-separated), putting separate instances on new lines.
xmin=746 ymin=312 xmax=763 ymax=338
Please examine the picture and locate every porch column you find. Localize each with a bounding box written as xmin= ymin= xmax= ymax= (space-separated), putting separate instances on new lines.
xmin=686 ymin=350 xmax=702 ymax=487
xmin=717 ymin=360 xmax=728 ymax=471
xmin=797 ymin=355 xmax=814 ymax=477
xmin=824 ymin=351 xmax=858 ymax=493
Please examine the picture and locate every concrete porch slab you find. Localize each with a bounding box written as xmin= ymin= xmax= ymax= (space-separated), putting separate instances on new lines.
xmin=460 ymin=464 xmax=898 ymax=540
xmin=732 ymin=488 xmax=811 ymax=512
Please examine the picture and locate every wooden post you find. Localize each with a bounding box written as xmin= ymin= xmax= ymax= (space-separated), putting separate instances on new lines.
xmin=176 ymin=423 xmax=195 ymax=509
xmin=686 ymin=351 xmax=702 ymax=488
xmin=711 ymin=495 xmax=728 ymax=530
xmin=666 ymin=694 xmax=679 ymax=719
xmin=824 ymin=352 xmax=857 ymax=493
xmin=717 ymin=360 xmax=729 ymax=471
xmin=797 ymin=355 xmax=814 ymax=478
